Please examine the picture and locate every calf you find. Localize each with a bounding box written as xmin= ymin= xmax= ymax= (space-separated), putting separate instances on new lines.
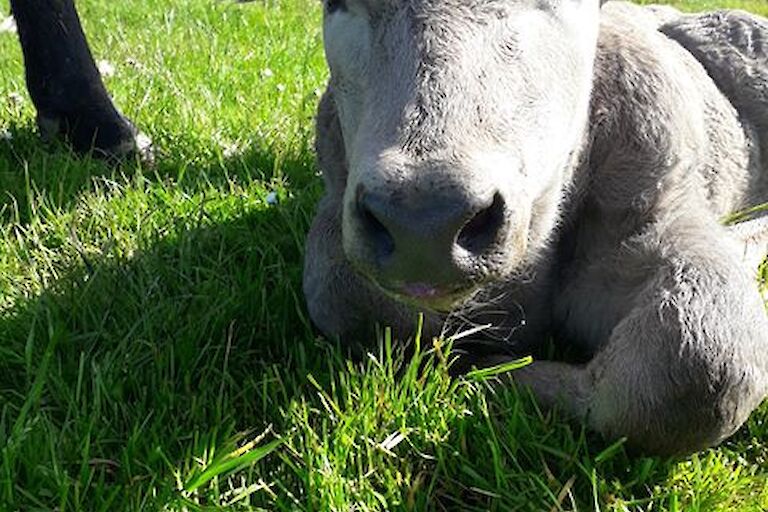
xmin=304 ymin=0 xmax=768 ymax=455
xmin=9 ymin=0 xmax=143 ymax=157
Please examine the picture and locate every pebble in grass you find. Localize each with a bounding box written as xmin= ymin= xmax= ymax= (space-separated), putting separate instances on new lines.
xmin=6 ymin=92 xmax=24 ymax=107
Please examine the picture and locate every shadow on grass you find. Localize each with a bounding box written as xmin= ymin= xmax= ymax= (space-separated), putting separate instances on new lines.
xmin=0 ymin=122 xmax=318 ymax=225
xmin=0 ymin=171 xmax=329 ymax=507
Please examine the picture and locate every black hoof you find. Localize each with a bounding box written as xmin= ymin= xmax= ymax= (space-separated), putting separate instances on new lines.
xmin=37 ymin=109 xmax=153 ymax=163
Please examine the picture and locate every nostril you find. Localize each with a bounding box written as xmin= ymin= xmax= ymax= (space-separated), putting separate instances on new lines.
xmin=457 ymin=192 xmax=506 ymax=254
xmin=357 ymin=193 xmax=396 ymax=259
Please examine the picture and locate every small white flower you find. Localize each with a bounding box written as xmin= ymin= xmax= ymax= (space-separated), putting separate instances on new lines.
xmin=261 ymin=68 xmax=274 ymax=78
xmin=266 ymin=192 xmax=278 ymax=206
xmin=0 ymin=15 xmax=16 ymax=34
xmin=0 ymin=129 xmax=12 ymax=141
xmin=276 ymin=84 xmax=286 ymax=93
xmin=313 ymin=88 xmax=323 ymax=98
xmin=97 ymin=60 xmax=116 ymax=78
xmin=222 ymin=142 xmax=242 ymax=159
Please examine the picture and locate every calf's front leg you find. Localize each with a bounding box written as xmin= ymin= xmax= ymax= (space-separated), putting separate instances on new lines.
xmin=509 ymin=222 xmax=768 ymax=455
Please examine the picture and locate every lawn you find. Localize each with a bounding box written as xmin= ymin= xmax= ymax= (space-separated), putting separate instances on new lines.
xmin=1 ymin=0 xmax=767 ymax=510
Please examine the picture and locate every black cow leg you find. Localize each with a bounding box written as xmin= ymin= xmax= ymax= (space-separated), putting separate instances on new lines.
xmin=10 ymin=0 xmax=149 ymax=159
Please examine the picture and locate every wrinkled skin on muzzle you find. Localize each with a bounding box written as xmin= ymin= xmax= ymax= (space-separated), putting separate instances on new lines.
xmin=324 ymin=0 xmax=600 ymax=311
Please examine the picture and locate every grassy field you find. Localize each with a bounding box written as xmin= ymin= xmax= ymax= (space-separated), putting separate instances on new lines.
xmin=1 ymin=0 xmax=768 ymax=510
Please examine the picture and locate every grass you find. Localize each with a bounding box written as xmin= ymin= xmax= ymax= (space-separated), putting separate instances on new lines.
xmin=1 ymin=0 xmax=767 ymax=510
xmin=637 ymin=0 xmax=768 ymax=12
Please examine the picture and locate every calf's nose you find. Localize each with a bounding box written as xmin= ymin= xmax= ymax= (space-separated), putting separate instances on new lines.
xmin=352 ymin=185 xmax=507 ymax=285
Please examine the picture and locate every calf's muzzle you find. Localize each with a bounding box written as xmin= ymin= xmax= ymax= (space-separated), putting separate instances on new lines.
xmin=347 ymin=180 xmax=508 ymax=308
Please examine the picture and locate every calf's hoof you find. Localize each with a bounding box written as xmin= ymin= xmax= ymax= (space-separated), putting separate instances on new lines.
xmin=37 ymin=108 xmax=153 ymax=163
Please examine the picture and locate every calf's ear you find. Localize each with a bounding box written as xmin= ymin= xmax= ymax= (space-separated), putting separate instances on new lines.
xmin=315 ymin=86 xmax=349 ymax=197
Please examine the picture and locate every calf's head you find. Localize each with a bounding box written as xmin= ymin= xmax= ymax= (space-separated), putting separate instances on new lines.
xmin=323 ymin=0 xmax=600 ymax=311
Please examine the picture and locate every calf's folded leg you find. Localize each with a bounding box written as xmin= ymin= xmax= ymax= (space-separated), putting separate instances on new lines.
xmin=511 ymin=229 xmax=768 ymax=455
xmin=10 ymin=0 xmax=148 ymax=158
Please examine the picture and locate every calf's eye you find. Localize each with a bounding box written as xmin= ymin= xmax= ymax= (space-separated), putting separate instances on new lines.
xmin=326 ymin=0 xmax=346 ymax=13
